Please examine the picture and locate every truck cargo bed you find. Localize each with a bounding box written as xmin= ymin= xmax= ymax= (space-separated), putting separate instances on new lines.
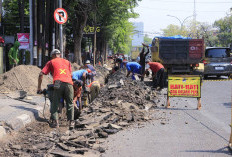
xmin=154 ymin=39 xmax=204 ymax=64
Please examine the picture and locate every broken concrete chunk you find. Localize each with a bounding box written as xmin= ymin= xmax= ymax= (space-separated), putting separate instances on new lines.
xmin=108 ymin=84 xmax=120 ymax=89
xmin=103 ymin=128 xmax=118 ymax=134
xmin=119 ymin=79 xmax=124 ymax=86
xmin=11 ymin=145 xmax=21 ymax=150
xmin=108 ymin=124 xmax=122 ymax=130
xmin=57 ymin=143 xmax=75 ymax=152
xmin=98 ymin=132 xmax=108 ymax=138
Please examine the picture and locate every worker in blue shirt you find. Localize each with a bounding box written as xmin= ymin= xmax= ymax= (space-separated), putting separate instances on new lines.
xmin=125 ymin=62 xmax=142 ymax=80
xmin=72 ymin=69 xmax=91 ymax=90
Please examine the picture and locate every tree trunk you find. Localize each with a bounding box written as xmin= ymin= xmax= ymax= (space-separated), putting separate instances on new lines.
xmin=73 ymin=12 xmax=87 ymax=65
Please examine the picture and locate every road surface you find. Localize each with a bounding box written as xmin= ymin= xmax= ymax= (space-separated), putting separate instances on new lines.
xmin=103 ymin=79 xmax=232 ymax=157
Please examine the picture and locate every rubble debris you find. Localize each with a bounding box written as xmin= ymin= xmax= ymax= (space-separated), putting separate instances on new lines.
xmin=0 ymin=67 xmax=167 ymax=156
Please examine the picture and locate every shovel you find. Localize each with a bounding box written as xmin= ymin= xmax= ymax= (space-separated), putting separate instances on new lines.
xmin=13 ymin=71 xmax=27 ymax=99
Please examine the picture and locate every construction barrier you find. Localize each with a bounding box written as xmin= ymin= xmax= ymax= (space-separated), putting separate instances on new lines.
xmin=229 ymin=101 xmax=232 ymax=149
xmin=166 ymin=75 xmax=202 ymax=110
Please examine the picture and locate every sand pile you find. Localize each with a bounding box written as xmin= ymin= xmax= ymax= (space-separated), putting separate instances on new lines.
xmin=0 ymin=65 xmax=52 ymax=95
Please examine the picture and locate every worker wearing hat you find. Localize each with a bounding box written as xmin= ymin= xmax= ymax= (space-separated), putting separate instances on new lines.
xmin=85 ymin=60 xmax=96 ymax=82
xmin=37 ymin=49 xmax=75 ymax=129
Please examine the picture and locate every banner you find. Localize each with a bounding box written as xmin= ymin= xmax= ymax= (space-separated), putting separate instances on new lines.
xmin=168 ymin=75 xmax=201 ymax=98
xmin=17 ymin=33 xmax=30 ymax=50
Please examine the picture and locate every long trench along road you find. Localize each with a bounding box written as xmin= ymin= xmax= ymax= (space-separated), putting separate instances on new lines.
xmin=103 ymin=79 xmax=232 ymax=157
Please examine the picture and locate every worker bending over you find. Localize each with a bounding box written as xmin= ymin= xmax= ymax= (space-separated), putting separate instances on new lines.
xmin=145 ymin=61 xmax=165 ymax=89
xmin=125 ymin=62 xmax=142 ymax=80
xmin=72 ymin=69 xmax=91 ymax=110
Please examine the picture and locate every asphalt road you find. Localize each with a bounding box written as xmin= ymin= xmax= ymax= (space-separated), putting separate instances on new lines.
xmin=103 ymin=79 xmax=232 ymax=157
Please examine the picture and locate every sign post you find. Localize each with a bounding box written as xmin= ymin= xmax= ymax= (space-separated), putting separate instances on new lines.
xmin=17 ymin=33 xmax=30 ymax=50
xmin=54 ymin=7 xmax=68 ymax=58
xmin=166 ymin=75 xmax=202 ymax=110
xmin=229 ymin=101 xmax=232 ymax=149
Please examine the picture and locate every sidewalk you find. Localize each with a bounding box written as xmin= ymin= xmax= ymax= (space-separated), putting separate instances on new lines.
xmin=0 ymin=92 xmax=48 ymax=139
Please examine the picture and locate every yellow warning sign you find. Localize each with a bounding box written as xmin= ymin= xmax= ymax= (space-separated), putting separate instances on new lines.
xmin=168 ymin=75 xmax=201 ymax=98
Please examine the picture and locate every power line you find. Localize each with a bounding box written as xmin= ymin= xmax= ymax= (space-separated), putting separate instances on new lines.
xmin=139 ymin=6 xmax=226 ymax=13
xmin=149 ymin=0 xmax=232 ymax=3
xmin=133 ymin=30 xmax=162 ymax=35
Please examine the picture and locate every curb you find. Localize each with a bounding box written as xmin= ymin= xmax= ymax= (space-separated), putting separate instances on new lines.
xmin=203 ymin=79 xmax=232 ymax=82
xmin=0 ymin=96 xmax=48 ymax=140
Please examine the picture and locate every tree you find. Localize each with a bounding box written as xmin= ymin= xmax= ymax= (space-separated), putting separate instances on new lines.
xmin=144 ymin=34 xmax=152 ymax=45
xmin=161 ymin=24 xmax=181 ymax=36
xmin=3 ymin=0 xmax=29 ymax=35
xmin=198 ymin=23 xmax=219 ymax=47
xmin=64 ymin=0 xmax=94 ymax=65
xmin=97 ymin=0 xmax=139 ymax=54
xmin=214 ymin=16 xmax=232 ymax=47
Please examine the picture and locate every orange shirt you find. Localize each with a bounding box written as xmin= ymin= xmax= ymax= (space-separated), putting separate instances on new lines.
xmin=42 ymin=58 xmax=73 ymax=85
xmin=148 ymin=62 xmax=164 ymax=73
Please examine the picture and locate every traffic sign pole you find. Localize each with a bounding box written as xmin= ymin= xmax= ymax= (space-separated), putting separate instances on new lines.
xmin=54 ymin=6 xmax=68 ymax=58
xmin=59 ymin=0 xmax=63 ymax=58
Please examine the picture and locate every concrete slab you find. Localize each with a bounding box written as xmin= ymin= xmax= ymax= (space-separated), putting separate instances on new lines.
xmin=0 ymin=93 xmax=49 ymax=139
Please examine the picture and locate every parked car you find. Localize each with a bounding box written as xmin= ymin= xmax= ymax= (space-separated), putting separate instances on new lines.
xmin=203 ymin=47 xmax=232 ymax=79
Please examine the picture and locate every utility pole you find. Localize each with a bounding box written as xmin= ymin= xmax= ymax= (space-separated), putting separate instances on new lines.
xmin=29 ymin=0 xmax=34 ymax=65
xmin=37 ymin=0 xmax=42 ymax=67
xmin=41 ymin=0 xmax=46 ymax=66
xmin=193 ymin=0 xmax=197 ymax=38
xmin=0 ymin=0 xmax=2 ymax=34
xmin=33 ymin=0 xmax=37 ymax=65
xmin=59 ymin=0 xmax=63 ymax=58
xmin=93 ymin=0 xmax=96 ymax=66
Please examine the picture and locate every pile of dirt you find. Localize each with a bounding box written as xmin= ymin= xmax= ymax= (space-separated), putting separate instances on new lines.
xmin=0 ymin=65 xmax=52 ymax=95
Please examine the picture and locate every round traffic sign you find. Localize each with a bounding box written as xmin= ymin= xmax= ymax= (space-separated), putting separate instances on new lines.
xmin=54 ymin=8 xmax=68 ymax=24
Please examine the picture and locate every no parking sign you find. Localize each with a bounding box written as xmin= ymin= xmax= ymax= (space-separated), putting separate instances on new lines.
xmin=54 ymin=8 xmax=68 ymax=24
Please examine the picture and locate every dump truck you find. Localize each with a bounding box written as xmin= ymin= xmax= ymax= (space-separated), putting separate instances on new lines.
xmin=151 ymin=36 xmax=204 ymax=74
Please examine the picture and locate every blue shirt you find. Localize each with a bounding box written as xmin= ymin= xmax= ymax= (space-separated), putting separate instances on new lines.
xmin=126 ymin=62 xmax=142 ymax=74
xmin=72 ymin=69 xmax=88 ymax=80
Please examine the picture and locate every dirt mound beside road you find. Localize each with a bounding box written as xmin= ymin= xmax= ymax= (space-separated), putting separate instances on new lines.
xmin=0 ymin=65 xmax=52 ymax=95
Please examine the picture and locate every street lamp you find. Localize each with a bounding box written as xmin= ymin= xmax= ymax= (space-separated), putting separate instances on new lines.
xmin=167 ymin=14 xmax=193 ymax=31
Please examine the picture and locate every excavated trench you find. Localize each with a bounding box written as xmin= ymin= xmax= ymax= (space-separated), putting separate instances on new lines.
xmin=0 ymin=65 xmax=166 ymax=157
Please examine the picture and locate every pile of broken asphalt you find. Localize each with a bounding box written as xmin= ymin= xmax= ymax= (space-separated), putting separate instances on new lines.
xmin=0 ymin=68 xmax=166 ymax=157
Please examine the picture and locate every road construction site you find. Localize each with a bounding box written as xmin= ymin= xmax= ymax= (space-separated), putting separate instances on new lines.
xmin=0 ymin=63 xmax=168 ymax=157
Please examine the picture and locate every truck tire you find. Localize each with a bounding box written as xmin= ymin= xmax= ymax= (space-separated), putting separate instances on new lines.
xmin=203 ymin=74 xmax=208 ymax=79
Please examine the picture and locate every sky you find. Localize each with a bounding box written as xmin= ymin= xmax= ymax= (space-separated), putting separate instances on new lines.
xmin=130 ymin=0 xmax=232 ymax=37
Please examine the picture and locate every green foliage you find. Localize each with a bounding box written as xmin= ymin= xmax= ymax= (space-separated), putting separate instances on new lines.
xmin=214 ymin=16 xmax=232 ymax=47
xmin=161 ymin=21 xmax=220 ymax=47
xmin=3 ymin=0 xmax=29 ymax=35
xmin=143 ymin=34 xmax=152 ymax=45
xmin=97 ymin=0 xmax=140 ymax=54
xmin=161 ymin=24 xmax=181 ymax=36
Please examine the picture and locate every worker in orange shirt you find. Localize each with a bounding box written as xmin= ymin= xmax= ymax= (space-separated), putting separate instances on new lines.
xmin=145 ymin=60 xmax=165 ymax=89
